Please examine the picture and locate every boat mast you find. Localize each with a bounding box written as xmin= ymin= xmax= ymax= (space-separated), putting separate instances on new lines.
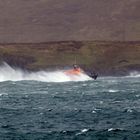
xmin=74 ymin=55 xmax=77 ymax=65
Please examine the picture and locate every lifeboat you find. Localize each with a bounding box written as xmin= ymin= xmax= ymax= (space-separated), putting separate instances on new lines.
xmin=64 ymin=64 xmax=84 ymax=76
xmin=65 ymin=68 xmax=84 ymax=75
xmin=64 ymin=64 xmax=98 ymax=80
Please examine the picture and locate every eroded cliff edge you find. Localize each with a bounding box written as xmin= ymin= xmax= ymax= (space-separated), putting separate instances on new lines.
xmin=0 ymin=41 xmax=140 ymax=76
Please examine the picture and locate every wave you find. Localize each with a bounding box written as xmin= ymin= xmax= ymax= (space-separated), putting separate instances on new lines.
xmin=0 ymin=63 xmax=91 ymax=82
xmin=128 ymin=71 xmax=140 ymax=77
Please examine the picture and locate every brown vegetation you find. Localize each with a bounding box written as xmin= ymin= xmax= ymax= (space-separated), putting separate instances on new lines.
xmin=0 ymin=41 xmax=140 ymax=76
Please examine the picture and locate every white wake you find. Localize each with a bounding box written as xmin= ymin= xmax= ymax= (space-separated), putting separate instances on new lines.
xmin=0 ymin=63 xmax=91 ymax=82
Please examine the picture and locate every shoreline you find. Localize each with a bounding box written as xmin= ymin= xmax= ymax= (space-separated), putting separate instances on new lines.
xmin=0 ymin=41 xmax=140 ymax=76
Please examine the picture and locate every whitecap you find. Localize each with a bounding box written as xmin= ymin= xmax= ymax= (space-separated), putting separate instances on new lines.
xmin=113 ymin=101 xmax=122 ymax=103
xmin=127 ymin=71 xmax=140 ymax=77
xmin=0 ymin=92 xmax=8 ymax=96
xmin=127 ymin=109 xmax=133 ymax=113
xmin=76 ymin=129 xmax=89 ymax=135
xmin=108 ymin=128 xmax=115 ymax=132
xmin=135 ymin=95 xmax=140 ymax=97
xmin=81 ymin=129 xmax=89 ymax=133
xmin=92 ymin=110 xmax=96 ymax=113
xmin=109 ymin=89 xmax=118 ymax=93
xmin=108 ymin=128 xmax=124 ymax=132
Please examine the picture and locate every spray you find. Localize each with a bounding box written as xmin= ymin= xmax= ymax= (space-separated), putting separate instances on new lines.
xmin=0 ymin=63 xmax=91 ymax=82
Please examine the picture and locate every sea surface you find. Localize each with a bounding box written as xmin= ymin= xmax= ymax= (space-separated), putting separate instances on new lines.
xmin=0 ymin=64 xmax=140 ymax=140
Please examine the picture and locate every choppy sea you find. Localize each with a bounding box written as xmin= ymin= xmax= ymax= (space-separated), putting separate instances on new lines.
xmin=0 ymin=63 xmax=140 ymax=140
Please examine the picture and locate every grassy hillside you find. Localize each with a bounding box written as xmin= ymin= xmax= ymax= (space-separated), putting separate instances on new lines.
xmin=0 ymin=0 xmax=140 ymax=42
xmin=0 ymin=41 xmax=140 ymax=76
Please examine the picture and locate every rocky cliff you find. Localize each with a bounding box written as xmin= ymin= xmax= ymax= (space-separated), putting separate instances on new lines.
xmin=0 ymin=41 xmax=140 ymax=76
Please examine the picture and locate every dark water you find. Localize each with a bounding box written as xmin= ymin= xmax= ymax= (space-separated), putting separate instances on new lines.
xmin=0 ymin=76 xmax=140 ymax=140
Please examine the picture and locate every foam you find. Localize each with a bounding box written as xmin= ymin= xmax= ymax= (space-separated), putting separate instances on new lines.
xmin=128 ymin=71 xmax=140 ymax=77
xmin=0 ymin=63 xmax=91 ymax=82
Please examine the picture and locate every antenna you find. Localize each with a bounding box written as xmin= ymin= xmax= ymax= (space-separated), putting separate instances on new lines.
xmin=74 ymin=55 xmax=77 ymax=65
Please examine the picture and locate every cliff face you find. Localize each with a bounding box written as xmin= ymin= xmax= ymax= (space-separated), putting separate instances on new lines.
xmin=0 ymin=41 xmax=140 ymax=76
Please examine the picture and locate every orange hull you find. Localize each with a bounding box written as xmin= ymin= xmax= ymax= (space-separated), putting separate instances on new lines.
xmin=64 ymin=69 xmax=83 ymax=75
